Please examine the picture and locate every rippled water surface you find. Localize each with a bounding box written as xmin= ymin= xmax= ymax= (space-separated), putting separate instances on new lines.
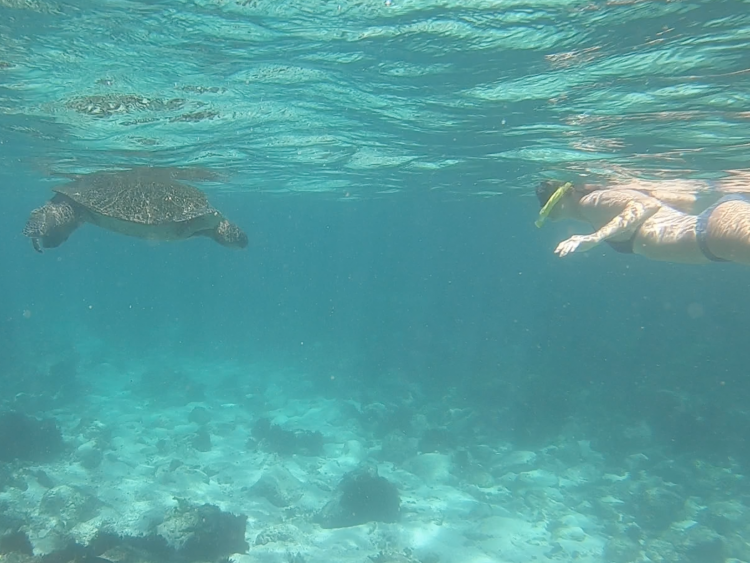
xmin=1 ymin=0 xmax=749 ymax=195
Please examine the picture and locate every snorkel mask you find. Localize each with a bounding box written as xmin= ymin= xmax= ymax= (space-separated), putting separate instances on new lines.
xmin=535 ymin=182 xmax=573 ymax=228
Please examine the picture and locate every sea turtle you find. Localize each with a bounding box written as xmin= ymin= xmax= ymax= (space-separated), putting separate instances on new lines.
xmin=23 ymin=167 xmax=248 ymax=253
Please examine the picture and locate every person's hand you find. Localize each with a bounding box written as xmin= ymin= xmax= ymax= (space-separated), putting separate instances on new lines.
xmin=554 ymin=235 xmax=597 ymax=257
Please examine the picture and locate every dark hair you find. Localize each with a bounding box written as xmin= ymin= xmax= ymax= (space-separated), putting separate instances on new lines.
xmin=536 ymin=179 xmax=571 ymax=207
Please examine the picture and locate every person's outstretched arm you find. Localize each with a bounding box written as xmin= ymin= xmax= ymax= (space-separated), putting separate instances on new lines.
xmin=555 ymin=199 xmax=660 ymax=257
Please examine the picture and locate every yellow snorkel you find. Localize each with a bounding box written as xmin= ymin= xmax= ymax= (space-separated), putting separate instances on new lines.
xmin=535 ymin=182 xmax=573 ymax=228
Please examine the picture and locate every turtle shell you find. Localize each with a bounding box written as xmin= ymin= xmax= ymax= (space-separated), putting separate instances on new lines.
xmin=53 ymin=168 xmax=216 ymax=225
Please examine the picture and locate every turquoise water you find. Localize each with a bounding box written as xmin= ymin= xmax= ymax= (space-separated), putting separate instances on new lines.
xmin=2 ymin=0 xmax=749 ymax=187
xmin=2 ymin=1 xmax=750 ymax=562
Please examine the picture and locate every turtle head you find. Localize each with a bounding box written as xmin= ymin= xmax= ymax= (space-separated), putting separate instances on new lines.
xmin=212 ymin=219 xmax=248 ymax=249
xmin=22 ymin=199 xmax=82 ymax=253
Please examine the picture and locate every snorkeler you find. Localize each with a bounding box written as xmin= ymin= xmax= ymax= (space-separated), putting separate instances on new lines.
xmin=535 ymin=178 xmax=750 ymax=264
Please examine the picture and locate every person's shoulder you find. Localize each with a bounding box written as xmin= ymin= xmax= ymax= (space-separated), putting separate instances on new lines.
xmin=581 ymin=188 xmax=651 ymax=205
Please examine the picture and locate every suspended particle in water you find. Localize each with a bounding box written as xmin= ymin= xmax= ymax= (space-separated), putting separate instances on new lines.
xmin=687 ymin=302 xmax=704 ymax=319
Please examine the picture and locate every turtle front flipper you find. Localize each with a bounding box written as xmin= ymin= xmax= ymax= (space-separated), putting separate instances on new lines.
xmin=22 ymin=197 xmax=83 ymax=252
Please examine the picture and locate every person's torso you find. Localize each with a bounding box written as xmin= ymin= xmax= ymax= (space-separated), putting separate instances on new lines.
xmin=579 ymin=190 xmax=709 ymax=263
xmin=634 ymin=210 xmax=708 ymax=263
